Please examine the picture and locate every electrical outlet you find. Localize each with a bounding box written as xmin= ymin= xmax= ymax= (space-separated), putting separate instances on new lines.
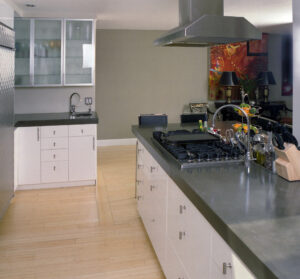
xmin=85 ymin=97 xmax=93 ymax=105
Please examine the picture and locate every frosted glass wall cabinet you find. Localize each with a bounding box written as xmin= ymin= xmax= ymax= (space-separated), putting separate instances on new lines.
xmin=14 ymin=18 xmax=95 ymax=87
xmin=65 ymin=20 xmax=94 ymax=85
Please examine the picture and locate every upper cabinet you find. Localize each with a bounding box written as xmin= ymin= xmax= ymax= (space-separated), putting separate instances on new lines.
xmin=34 ymin=19 xmax=63 ymax=86
xmin=65 ymin=20 xmax=94 ymax=85
xmin=14 ymin=18 xmax=95 ymax=87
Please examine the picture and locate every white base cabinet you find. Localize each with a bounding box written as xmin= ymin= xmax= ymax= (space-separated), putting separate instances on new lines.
xmin=136 ymin=140 xmax=255 ymax=279
xmin=15 ymin=124 xmax=97 ymax=190
xmin=17 ymin=127 xmax=41 ymax=185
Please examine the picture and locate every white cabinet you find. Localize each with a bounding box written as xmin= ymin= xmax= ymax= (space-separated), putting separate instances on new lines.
xmin=136 ymin=140 xmax=256 ymax=279
xmin=167 ymin=178 xmax=211 ymax=279
xmin=211 ymin=231 xmax=255 ymax=279
xmin=17 ymin=127 xmax=41 ymax=185
xmin=136 ymin=141 xmax=167 ymax=268
xmin=69 ymin=132 xmax=97 ymax=181
xmin=15 ymin=124 xmax=97 ymax=189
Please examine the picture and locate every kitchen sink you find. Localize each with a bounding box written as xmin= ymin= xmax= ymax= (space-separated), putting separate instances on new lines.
xmin=70 ymin=112 xmax=93 ymax=118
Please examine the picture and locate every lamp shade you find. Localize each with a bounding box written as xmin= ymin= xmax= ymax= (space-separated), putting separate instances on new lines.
xmin=219 ymin=71 xmax=239 ymax=86
xmin=257 ymin=71 xmax=276 ymax=86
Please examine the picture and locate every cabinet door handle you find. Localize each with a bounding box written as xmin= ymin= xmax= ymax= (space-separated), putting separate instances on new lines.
xmin=137 ymin=148 xmax=143 ymax=153
xmin=223 ymin=263 xmax=232 ymax=275
xmin=93 ymin=136 xmax=95 ymax=150
xmin=137 ymin=164 xmax=143 ymax=169
xmin=53 ymin=154 xmax=56 ymax=159
xmin=37 ymin=127 xmax=40 ymax=142
xmin=53 ymin=142 xmax=56 ymax=147
xmin=136 ymin=180 xmax=142 ymax=185
xmin=150 ymin=185 xmax=156 ymax=191
xmin=179 ymin=231 xmax=186 ymax=240
xmin=81 ymin=129 xmax=84 ymax=134
xmin=137 ymin=195 xmax=142 ymax=200
xmin=53 ymin=166 xmax=56 ymax=171
xmin=53 ymin=130 xmax=56 ymax=135
xmin=179 ymin=205 xmax=186 ymax=214
xmin=150 ymin=166 xmax=156 ymax=173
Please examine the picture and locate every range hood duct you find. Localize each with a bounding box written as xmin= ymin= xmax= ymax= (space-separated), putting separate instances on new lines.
xmin=154 ymin=0 xmax=262 ymax=47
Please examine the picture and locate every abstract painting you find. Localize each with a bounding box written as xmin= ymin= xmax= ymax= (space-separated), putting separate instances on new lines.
xmin=209 ymin=34 xmax=268 ymax=100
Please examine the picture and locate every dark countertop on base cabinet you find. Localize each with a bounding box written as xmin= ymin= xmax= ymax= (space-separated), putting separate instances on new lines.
xmin=14 ymin=112 xmax=99 ymax=127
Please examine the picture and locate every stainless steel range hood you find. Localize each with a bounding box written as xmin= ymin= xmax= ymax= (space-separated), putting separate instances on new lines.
xmin=154 ymin=0 xmax=262 ymax=47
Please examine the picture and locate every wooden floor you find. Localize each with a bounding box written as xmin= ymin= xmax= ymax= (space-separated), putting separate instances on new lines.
xmin=0 ymin=145 xmax=165 ymax=279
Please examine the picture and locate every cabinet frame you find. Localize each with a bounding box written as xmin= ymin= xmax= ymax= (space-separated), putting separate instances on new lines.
xmin=15 ymin=18 xmax=95 ymax=87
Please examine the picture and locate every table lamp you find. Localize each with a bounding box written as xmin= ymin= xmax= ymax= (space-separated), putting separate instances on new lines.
xmin=257 ymin=71 xmax=276 ymax=103
xmin=219 ymin=71 xmax=239 ymax=103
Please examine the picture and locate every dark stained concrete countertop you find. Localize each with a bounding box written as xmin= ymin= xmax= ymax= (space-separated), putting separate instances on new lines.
xmin=14 ymin=112 xmax=99 ymax=127
xmin=132 ymin=123 xmax=300 ymax=279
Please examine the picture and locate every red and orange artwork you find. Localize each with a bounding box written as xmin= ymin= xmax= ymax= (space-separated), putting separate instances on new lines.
xmin=209 ymin=34 xmax=268 ymax=100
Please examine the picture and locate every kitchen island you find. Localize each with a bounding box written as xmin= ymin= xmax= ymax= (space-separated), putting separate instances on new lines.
xmin=132 ymin=123 xmax=300 ymax=279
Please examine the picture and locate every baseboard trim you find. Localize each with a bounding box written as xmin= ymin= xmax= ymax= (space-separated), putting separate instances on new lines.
xmin=16 ymin=180 xmax=96 ymax=191
xmin=97 ymin=138 xmax=137 ymax=146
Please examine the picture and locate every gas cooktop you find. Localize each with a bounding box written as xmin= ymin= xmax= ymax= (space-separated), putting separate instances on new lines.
xmin=152 ymin=129 xmax=245 ymax=169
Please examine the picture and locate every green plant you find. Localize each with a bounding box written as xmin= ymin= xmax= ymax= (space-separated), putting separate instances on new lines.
xmin=238 ymin=74 xmax=257 ymax=93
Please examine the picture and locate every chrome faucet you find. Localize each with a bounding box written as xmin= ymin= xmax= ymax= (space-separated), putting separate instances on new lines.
xmin=69 ymin=92 xmax=80 ymax=115
xmin=212 ymin=104 xmax=252 ymax=167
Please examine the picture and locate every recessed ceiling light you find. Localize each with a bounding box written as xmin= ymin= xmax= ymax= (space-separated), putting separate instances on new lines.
xmin=25 ymin=4 xmax=35 ymax=8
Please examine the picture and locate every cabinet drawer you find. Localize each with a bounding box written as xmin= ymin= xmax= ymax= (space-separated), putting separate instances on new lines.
xmin=41 ymin=137 xmax=68 ymax=150
xmin=41 ymin=161 xmax=68 ymax=183
xmin=41 ymin=149 xmax=68 ymax=162
xmin=69 ymin=124 xmax=96 ymax=137
xmin=41 ymin=126 xmax=68 ymax=138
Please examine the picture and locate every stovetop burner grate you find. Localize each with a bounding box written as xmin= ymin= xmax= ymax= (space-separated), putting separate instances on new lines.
xmin=152 ymin=130 xmax=245 ymax=168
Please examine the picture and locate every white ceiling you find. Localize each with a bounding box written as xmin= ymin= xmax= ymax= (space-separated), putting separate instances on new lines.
xmin=9 ymin=0 xmax=292 ymax=31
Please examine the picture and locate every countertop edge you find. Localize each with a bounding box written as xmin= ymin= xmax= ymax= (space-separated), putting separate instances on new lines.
xmin=14 ymin=112 xmax=99 ymax=127
xmin=132 ymin=125 xmax=278 ymax=279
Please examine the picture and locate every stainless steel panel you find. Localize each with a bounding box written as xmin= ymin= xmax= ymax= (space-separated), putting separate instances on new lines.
xmin=0 ymin=22 xmax=14 ymax=49
xmin=0 ymin=43 xmax=14 ymax=218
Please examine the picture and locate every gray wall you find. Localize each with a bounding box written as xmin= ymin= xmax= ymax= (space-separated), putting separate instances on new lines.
xmin=96 ymin=30 xmax=208 ymax=140
xmin=294 ymin=1 xmax=300 ymax=141
xmin=15 ymin=86 xmax=95 ymax=114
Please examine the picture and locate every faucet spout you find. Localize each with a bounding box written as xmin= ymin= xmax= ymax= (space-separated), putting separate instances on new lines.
xmin=69 ymin=92 xmax=80 ymax=115
xmin=212 ymin=104 xmax=252 ymax=167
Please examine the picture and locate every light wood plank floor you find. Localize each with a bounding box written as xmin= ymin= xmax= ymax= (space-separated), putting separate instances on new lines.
xmin=0 ymin=145 xmax=165 ymax=279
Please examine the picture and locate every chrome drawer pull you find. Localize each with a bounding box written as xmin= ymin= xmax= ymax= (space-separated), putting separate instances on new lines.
xmin=53 ymin=130 xmax=56 ymax=135
xmin=223 ymin=263 xmax=232 ymax=275
xmin=53 ymin=166 xmax=56 ymax=171
xmin=137 ymin=164 xmax=143 ymax=169
xmin=137 ymin=195 xmax=142 ymax=200
xmin=150 ymin=185 xmax=156 ymax=191
xmin=179 ymin=231 xmax=186 ymax=240
xmin=179 ymin=205 xmax=186 ymax=214
xmin=53 ymin=142 xmax=56 ymax=147
xmin=53 ymin=154 xmax=56 ymax=159
xmin=37 ymin=127 xmax=40 ymax=142
xmin=150 ymin=166 xmax=156 ymax=173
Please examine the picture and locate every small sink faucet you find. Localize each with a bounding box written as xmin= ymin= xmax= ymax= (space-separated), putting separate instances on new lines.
xmin=212 ymin=104 xmax=251 ymax=167
xmin=69 ymin=92 xmax=80 ymax=115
